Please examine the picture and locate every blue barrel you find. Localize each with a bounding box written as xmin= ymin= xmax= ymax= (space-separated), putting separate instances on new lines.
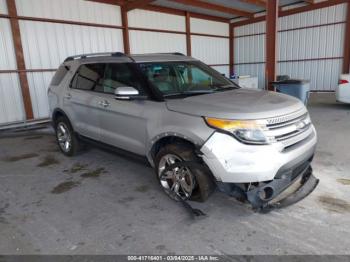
xmin=273 ymin=79 xmax=310 ymax=105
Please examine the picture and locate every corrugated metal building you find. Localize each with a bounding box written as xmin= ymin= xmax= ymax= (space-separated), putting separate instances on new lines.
xmin=234 ymin=3 xmax=347 ymax=90
xmin=0 ymin=0 xmax=349 ymax=127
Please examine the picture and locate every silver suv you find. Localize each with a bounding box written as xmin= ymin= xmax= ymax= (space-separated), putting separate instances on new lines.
xmin=48 ymin=52 xmax=318 ymax=211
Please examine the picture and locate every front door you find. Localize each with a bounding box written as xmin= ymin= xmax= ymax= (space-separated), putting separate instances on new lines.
xmin=97 ymin=63 xmax=149 ymax=155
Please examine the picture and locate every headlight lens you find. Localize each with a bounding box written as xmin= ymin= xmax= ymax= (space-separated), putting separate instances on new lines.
xmin=204 ymin=117 xmax=269 ymax=144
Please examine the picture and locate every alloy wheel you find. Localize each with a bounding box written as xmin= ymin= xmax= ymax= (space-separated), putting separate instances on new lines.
xmin=158 ymin=154 xmax=195 ymax=200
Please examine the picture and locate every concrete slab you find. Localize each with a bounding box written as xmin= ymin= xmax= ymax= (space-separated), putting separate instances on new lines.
xmin=0 ymin=93 xmax=349 ymax=255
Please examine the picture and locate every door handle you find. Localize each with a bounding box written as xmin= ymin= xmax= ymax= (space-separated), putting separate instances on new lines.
xmin=64 ymin=93 xmax=72 ymax=99
xmin=98 ymin=100 xmax=110 ymax=108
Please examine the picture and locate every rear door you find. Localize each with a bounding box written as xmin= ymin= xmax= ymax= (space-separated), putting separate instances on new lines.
xmin=97 ymin=63 xmax=149 ymax=155
xmin=63 ymin=63 xmax=105 ymax=140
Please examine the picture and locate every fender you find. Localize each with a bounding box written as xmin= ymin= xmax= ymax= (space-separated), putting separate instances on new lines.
xmin=146 ymin=131 xmax=204 ymax=167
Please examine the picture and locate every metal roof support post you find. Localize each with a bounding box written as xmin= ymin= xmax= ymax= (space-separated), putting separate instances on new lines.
xmin=342 ymin=1 xmax=350 ymax=74
xmin=265 ymin=0 xmax=279 ymax=91
xmin=186 ymin=12 xmax=192 ymax=56
xmin=229 ymin=23 xmax=234 ymax=77
xmin=6 ymin=0 xmax=34 ymax=120
xmin=121 ymin=7 xmax=130 ymax=55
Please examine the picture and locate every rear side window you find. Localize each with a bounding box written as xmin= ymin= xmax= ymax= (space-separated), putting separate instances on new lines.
xmin=70 ymin=63 xmax=105 ymax=91
xmin=50 ymin=65 xmax=70 ymax=86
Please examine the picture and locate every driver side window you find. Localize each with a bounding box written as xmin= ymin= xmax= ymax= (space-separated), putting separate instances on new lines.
xmin=139 ymin=64 xmax=178 ymax=94
xmin=101 ymin=63 xmax=145 ymax=95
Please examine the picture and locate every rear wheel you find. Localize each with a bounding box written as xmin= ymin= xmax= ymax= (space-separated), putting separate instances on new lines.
xmin=54 ymin=116 xmax=83 ymax=156
xmin=155 ymin=143 xmax=215 ymax=202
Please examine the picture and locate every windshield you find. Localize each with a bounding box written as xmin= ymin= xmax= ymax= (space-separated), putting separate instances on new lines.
xmin=137 ymin=61 xmax=238 ymax=98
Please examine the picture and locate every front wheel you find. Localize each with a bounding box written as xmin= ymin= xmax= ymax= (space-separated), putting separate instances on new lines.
xmin=154 ymin=143 xmax=215 ymax=202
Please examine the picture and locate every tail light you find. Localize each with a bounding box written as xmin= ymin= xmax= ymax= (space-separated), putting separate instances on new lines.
xmin=339 ymin=79 xmax=349 ymax=85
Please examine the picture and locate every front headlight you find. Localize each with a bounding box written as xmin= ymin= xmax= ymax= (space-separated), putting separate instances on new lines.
xmin=204 ymin=117 xmax=269 ymax=145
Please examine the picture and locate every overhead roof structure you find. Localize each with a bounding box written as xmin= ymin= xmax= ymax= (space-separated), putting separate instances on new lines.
xmin=93 ymin=0 xmax=318 ymax=21
xmin=90 ymin=0 xmax=350 ymax=81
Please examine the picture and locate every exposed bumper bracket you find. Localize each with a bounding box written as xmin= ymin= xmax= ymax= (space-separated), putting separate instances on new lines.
xmin=246 ymin=165 xmax=319 ymax=213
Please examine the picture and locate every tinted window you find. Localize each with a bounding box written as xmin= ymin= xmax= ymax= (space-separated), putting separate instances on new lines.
xmin=100 ymin=63 xmax=145 ymax=94
xmin=71 ymin=63 xmax=105 ymax=91
xmin=51 ymin=65 xmax=70 ymax=86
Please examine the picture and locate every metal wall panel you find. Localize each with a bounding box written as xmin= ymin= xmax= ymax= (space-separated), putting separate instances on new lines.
xmin=0 ymin=18 xmax=17 ymax=70
xmin=19 ymin=20 xmax=124 ymax=69
xmin=235 ymin=21 xmax=266 ymax=36
xmin=278 ymin=4 xmax=346 ymax=91
xmin=0 ymin=0 xmax=7 ymax=14
xmin=233 ymin=3 xmax=346 ymax=91
xmin=191 ymin=35 xmax=229 ymax=65
xmin=235 ymin=34 xmax=265 ymax=63
xmin=15 ymin=0 xmax=122 ymax=26
xmin=278 ymin=59 xmax=342 ymax=91
xmin=0 ymin=73 xmax=26 ymax=125
xmin=211 ymin=65 xmax=230 ymax=78
xmin=190 ymin=18 xmax=229 ymax=36
xmin=129 ymin=30 xmax=187 ymax=54
xmin=26 ymin=71 xmax=55 ymax=119
xmin=128 ymin=9 xmax=185 ymax=31
xmin=279 ymin=23 xmax=345 ymax=61
xmin=234 ymin=64 xmax=266 ymax=89
xmin=279 ymin=3 xmax=347 ymax=30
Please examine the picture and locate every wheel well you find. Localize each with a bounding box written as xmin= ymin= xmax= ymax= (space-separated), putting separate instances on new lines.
xmin=150 ymin=136 xmax=197 ymax=160
xmin=52 ymin=109 xmax=66 ymax=124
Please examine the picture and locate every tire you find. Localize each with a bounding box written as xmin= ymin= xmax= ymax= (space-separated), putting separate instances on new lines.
xmin=154 ymin=143 xmax=216 ymax=202
xmin=54 ymin=116 xmax=83 ymax=156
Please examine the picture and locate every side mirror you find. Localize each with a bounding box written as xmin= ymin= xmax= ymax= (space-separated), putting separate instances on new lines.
xmin=114 ymin=86 xmax=143 ymax=100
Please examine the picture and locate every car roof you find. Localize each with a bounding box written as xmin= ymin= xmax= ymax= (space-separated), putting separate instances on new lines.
xmin=64 ymin=52 xmax=198 ymax=65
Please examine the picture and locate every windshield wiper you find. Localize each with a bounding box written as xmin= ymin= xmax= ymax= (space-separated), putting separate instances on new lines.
xmin=163 ymin=84 xmax=239 ymax=98
xmin=163 ymin=90 xmax=215 ymax=97
xmin=184 ymin=90 xmax=216 ymax=94
xmin=214 ymin=84 xmax=239 ymax=91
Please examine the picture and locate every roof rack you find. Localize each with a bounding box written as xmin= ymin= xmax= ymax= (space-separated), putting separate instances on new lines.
xmin=156 ymin=52 xmax=185 ymax=56
xmin=172 ymin=52 xmax=185 ymax=56
xmin=64 ymin=52 xmax=132 ymax=62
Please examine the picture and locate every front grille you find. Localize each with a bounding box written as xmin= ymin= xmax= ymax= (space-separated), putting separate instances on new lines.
xmin=264 ymin=109 xmax=313 ymax=150
xmin=266 ymin=109 xmax=307 ymax=125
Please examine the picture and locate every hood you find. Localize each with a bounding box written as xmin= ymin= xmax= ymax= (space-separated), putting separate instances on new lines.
xmin=166 ymin=89 xmax=305 ymax=120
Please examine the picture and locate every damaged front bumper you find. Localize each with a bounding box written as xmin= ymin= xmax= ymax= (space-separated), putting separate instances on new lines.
xmin=216 ymin=162 xmax=319 ymax=212
xmin=246 ymin=164 xmax=319 ymax=212
xmin=201 ymin=130 xmax=317 ymax=183
xmin=201 ymin=130 xmax=319 ymax=211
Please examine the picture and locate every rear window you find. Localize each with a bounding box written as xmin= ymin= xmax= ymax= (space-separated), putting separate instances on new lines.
xmin=50 ymin=65 xmax=70 ymax=86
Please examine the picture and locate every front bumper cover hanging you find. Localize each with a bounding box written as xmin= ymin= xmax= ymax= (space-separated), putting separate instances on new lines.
xmin=246 ymin=165 xmax=319 ymax=213
xmin=160 ymin=161 xmax=319 ymax=217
